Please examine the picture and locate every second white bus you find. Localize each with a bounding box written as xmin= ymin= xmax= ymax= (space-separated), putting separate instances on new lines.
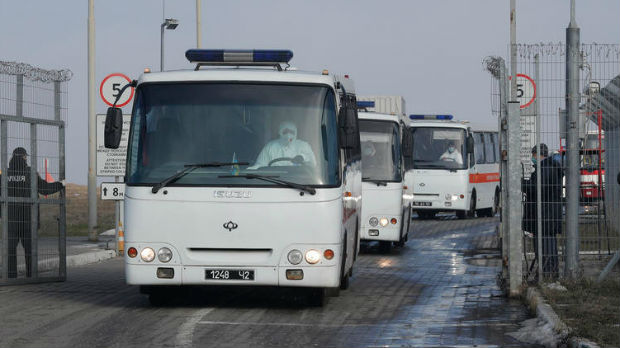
xmin=358 ymin=109 xmax=410 ymax=252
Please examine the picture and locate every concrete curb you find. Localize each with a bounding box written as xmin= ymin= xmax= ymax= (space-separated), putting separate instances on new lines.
xmin=66 ymin=249 xmax=118 ymax=268
xmin=525 ymin=287 xmax=600 ymax=348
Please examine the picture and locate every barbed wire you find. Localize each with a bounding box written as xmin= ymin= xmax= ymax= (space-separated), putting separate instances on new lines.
xmin=483 ymin=56 xmax=505 ymax=79
xmin=0 ymin=61 xmax=73 ymax=82
xmin=515 ymin=42 xmax=620 ymax=59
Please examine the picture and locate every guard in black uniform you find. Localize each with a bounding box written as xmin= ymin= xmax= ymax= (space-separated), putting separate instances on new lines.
xmin=6 ymin=147 xmax=64 ymax=278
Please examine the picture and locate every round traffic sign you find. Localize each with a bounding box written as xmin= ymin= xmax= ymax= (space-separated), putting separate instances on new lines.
xmin=513 ymin=73 xmax=536 ymax=109
xmin=100 ymin=73 xmax=134 ymax=107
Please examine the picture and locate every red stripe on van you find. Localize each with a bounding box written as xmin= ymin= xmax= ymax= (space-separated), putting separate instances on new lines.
xmin=469 ymin=172 xmax=500 ymax=183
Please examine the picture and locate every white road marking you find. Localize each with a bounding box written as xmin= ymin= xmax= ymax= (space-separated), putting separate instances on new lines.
xmin=175 ymin=308 xmax=214 ymax=347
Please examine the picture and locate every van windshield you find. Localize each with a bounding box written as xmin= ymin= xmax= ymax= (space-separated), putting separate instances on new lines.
xmin=360 ymin=120 xmax=401 ymax=182
xmin=410 ymin=127 xmax=467 ymax=170
xmin=126 ymin=83 xmax=340 ymax=187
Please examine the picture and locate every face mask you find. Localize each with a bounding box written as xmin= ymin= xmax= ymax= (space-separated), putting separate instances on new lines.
xmin=531 ymin=157 xmax=537 ymax=165
xmin=280 ymin=129 xmax=296 ymax=146
xmin=448 ymin=146 xmax=455 ymax=153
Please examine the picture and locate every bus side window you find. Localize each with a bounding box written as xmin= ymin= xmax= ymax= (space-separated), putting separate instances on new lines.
xmin=491 ymin=133 xmax=499 ymax=163
xmin=475 ymin=133 xmax=485 ymax=165
xmin=484 ymin=133 xmax=495 ymax=163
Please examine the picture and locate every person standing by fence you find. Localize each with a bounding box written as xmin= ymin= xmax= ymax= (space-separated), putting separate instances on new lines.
xmin=522 ymin=143 xmax=564 ymax=279
xmin=6 ymin=147 xmax=64 ymax=278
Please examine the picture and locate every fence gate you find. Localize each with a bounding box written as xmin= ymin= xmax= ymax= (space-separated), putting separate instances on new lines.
xmin=0 ymin=61 xmax=71 ymax=284
xmin=487 ymin=43 xmax=620 ymax=286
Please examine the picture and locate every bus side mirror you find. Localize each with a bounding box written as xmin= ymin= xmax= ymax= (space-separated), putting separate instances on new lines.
xmin=402 ymin=131 xmax=413 ymax=158
xmin=467 ymin=135 xmax=474 ymax=154
xmin=104 ymin=107 xmax=123 ymax=149
xmin=339 ymin=106 xmax=358 ymax=150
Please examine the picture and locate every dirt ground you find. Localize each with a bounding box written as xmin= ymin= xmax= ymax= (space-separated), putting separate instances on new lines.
xmin=541 ymin=278 xmax=620 ymax=347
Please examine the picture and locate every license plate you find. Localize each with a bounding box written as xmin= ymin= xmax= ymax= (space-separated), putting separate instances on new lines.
xmin=412 ymin=201 xmax=432 ymax=207
xmin=205 ymin=269 xmax=255 ymax=281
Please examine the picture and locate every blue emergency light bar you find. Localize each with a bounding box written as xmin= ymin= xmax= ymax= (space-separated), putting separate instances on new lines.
xmin=356 ymin=101 xmax=375 ymax=109
xmin=185 ymin=49 xmax=294 ymax=64
xmin=409 ymin=114 xmax=454 ymax=120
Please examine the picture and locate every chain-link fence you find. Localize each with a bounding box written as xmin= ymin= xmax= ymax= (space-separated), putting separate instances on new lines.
xmin=0 ymin=61 xmax=71 ymax=284
xmin=487 ymin=43 xmax=620 ymax=283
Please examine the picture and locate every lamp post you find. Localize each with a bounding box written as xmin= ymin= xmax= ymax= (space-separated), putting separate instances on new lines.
xmin=160 ymin=18 xmax=179 ymax=71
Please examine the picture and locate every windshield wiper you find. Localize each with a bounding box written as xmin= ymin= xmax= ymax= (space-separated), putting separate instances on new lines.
xmin=362 ymin=177 xmax=388 ymax=186
xmin=152 ymin=162 xmax=249 ymax=194
xmin=218 ymin=173 xmax=316 ymax=195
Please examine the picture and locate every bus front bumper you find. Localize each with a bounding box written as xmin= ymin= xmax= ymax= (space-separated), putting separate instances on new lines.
xmin=125 ymin=263 xmax=340 ymax=288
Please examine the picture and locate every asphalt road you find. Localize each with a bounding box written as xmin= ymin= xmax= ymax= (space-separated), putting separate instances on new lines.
xmin=0 ymin=215 xmax=541 ymax=348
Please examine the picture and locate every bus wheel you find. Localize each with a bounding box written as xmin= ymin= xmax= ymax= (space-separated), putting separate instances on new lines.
xmin=467 ymin=193 xmax=477 ymax=218
xmin=307 ymin=288 xmax=328 ymax=307
xmin=148 ymin=289 xmax=169 ymax=306
xmin=339 ymin=235 xmax=350 ymax=290
xmin=492 ymin=190 xmax=500 ymax=216
xmin=379 ymin=241 xmax=392 ymax=253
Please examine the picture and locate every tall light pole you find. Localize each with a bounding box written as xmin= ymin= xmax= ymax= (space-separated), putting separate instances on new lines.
xmin=87 ymin=0 xmax=97 ymax=241
xmin=160 ymin=18 xmax=179 ymax=72
xmin=196 ymin=0 xmax=202 ymax=48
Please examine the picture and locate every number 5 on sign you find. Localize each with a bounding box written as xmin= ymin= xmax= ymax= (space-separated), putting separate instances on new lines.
xmin=510 ymin=74 xmax=537 ymax=109
xmin=100 ymin=73 xmax=134 ymax=107
xmin=101 ymin=182 xmax=125 ymax=201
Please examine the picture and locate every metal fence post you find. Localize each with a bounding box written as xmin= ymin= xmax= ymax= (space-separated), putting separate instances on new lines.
xmin=1 ymin=119 xmax=8 ymax=281
xmin=55 ymin=81 xmax=67 ymax=280
xmin=565 ymin=1 xmax=581 ymax=279
xmin=30 ymin=123 xmax=38 ymax=278
xmin=508 ymin=101 xmax=523 ymax=296
xmin=534 ymin=54 xmax=543 ymax=282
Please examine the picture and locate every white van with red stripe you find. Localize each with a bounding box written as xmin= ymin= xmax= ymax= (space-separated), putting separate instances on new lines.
xmin=402 ymin=115 xmax=499 ymax=219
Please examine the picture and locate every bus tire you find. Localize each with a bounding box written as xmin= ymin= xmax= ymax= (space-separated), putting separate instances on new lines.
xmin=307 ymin=288 xmax=328 ymax=307
xmin=148 ymin=289 xmax=169 ymax=306
xmin=379 ymin=241 xmax=392 ymax=253
xmin=467 ymin=192 xmax=477 ymax=218
xmin=339 ymin=234 xmax=350 ymax=290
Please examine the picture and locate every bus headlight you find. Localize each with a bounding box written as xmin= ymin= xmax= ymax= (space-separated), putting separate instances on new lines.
xmin=369 ymin=217 xmax=379 ymax=227
xmin=287 ymin=250 xmax=303 ymax=265
xmin=140 ymin=247 xmax=155 ymax=262
xmin=379 ymin=217 xmax=389 ymax=227
xmin=305 ymin=250 xmax=321 ymax=264
xmin=157 ymin=247 xmax=173 ymax=263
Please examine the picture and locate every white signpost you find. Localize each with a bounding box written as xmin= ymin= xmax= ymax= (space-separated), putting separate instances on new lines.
xmin=99 ymin=72 xmax=134 ymax=256
xmin=515 ymin=74 xmax=536 ymax=109
xmin=101 ymin=182 xmax=126 ymax=200
xmin=96 ymin=114 xmax=131 ymax=176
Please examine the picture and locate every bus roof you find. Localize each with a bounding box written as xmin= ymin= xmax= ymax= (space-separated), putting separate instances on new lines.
xmin=358 ymin=111 xmax=400 ymax=123
xmin=407 ymin=119 xmax=498 ymax=132
xmin=137 ymin=68 xmax=355 ymax=92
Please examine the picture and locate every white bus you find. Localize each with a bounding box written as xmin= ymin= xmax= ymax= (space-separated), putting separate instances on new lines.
xmin=402 ymin=115 xmax=500 ymax=219
xmin=104 ymin=49 xmax=362 ymax=306
xmin=358 ymin=107 xmax=410 ymax=252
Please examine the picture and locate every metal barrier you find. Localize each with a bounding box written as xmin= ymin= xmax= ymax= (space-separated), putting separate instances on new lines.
xmin=487 ymin=44 xmax=620 ymax=286
xmin=0 ymin=61 xmax=71 ymax=284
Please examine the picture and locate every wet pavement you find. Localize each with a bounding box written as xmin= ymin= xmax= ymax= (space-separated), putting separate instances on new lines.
xmin=0 ymin=215 xmax=541 ymax=348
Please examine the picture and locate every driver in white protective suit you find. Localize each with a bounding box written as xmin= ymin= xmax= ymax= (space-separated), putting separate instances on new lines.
xmin=250 ymin=121 xmax=316 ymax=168
xmin=439 ymin=141 xmax=463 ymax=165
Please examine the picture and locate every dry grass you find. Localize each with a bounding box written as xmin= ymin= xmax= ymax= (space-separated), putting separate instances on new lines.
xmin=37 ymin=183 xmax=115 ymax=236
xmin=541 ymin=278 xmax=620 ymax=347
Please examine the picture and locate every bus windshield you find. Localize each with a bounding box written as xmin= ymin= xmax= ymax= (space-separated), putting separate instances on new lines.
xmin=411 ymin=127 xmax=467 ymax=170
xmin=360 ymin=120 xmax=402 ymax=182
xmin=126 ymin=83 xmax=340 ymax=187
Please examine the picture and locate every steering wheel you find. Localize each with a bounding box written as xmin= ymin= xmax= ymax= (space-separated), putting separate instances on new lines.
xmin=268 ymin=155 xmax=305 ymax=167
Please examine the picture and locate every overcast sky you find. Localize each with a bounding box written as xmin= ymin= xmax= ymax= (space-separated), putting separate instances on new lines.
xmin=1 ymin=0 xmax=619 ymax=184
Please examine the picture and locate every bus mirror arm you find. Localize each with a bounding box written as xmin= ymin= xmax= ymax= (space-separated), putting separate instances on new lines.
xmin=402 ymin=132 xmax=413 ymax=158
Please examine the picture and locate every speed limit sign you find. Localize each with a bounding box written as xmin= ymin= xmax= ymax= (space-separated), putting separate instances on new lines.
xmin=100 ymin=73 xmax=134 ymax=107
xmin=512 ymin=73 xmax=536 ymax=109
